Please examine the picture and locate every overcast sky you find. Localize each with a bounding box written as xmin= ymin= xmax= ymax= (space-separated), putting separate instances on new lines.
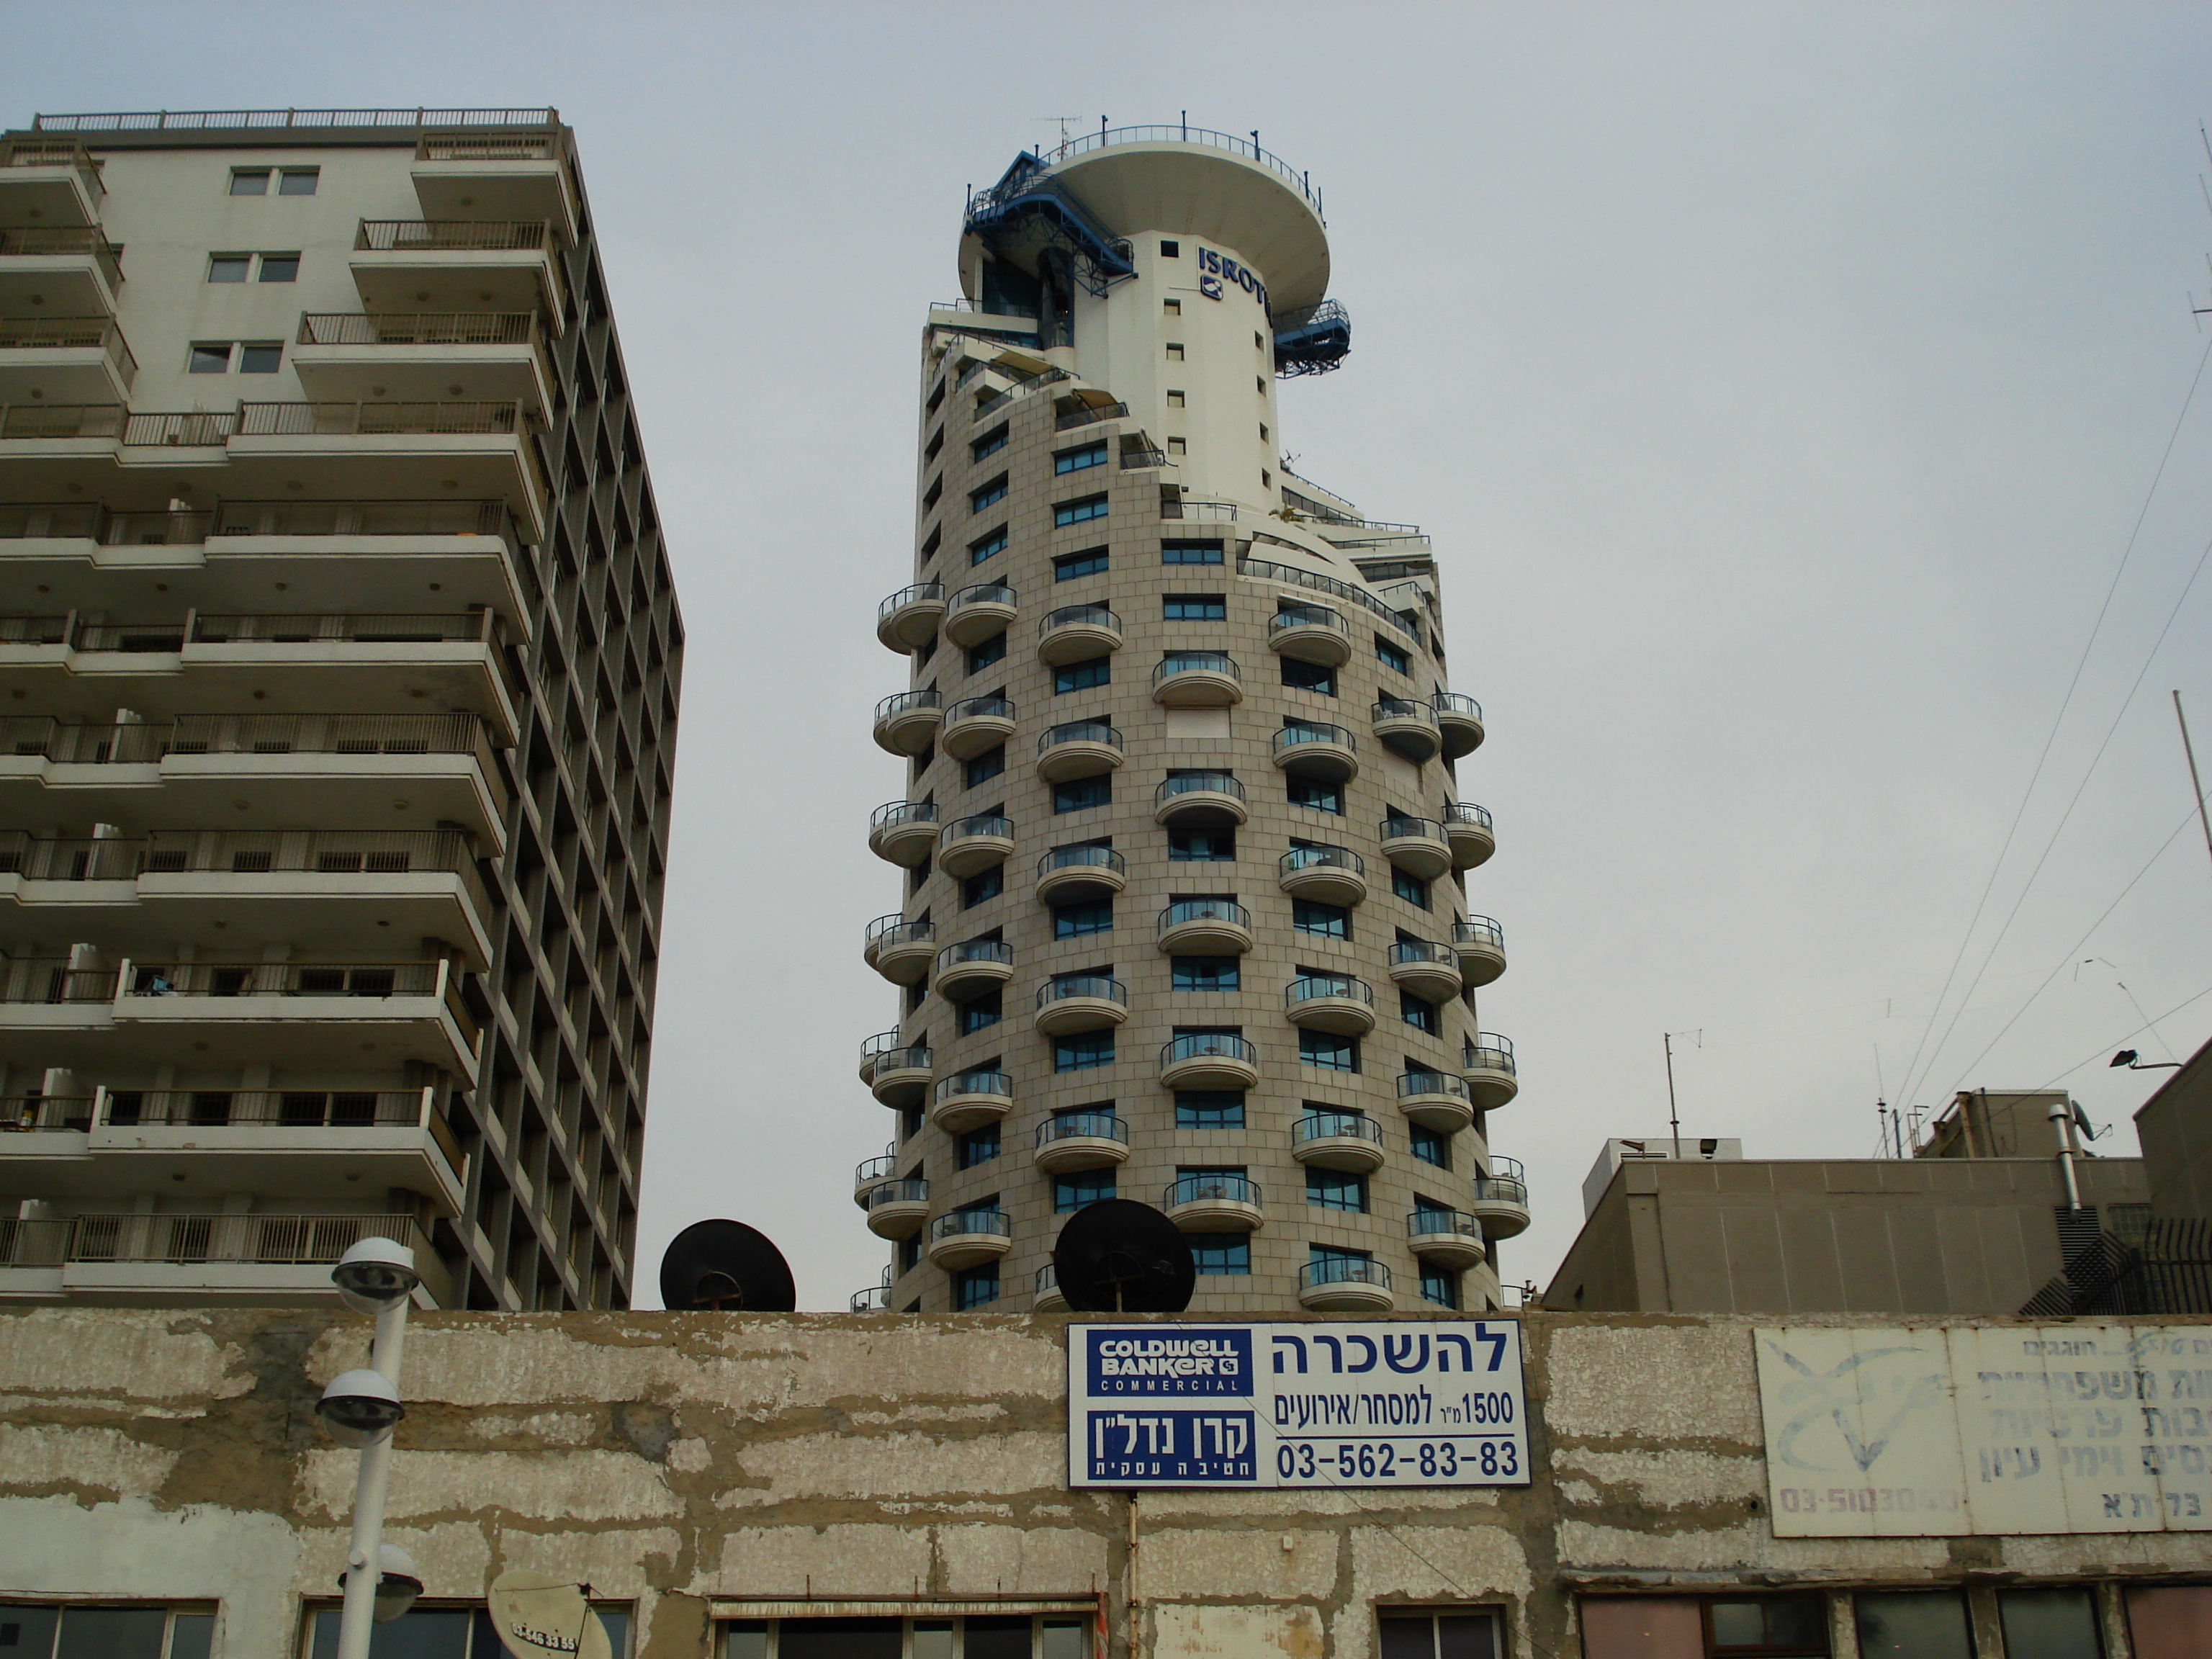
xmin=7 ymin=2 xmax=2211 ymax=1309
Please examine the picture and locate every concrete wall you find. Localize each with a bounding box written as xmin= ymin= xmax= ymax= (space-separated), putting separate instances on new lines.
xmin=2135 ymin=1039 xmax=2212 ymax=1225
xmin=1 ymin=1307 xmax=2206 ymax=1658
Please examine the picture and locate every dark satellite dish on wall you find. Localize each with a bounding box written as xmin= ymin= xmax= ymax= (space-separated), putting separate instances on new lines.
xmin=659 ymin=1219 xmax=796 ymax=1311
xmin=1053 ymin=1200 xmax=1195 ymax=1313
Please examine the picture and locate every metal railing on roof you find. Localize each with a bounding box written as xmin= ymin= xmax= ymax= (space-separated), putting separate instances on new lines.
xmin=1035 ymin=125 xmax=1324 ymax=221
xmin=36 ymin=109 xmax=557 ymax=132
xmin=1238 ymin=555 xmax=1420 ymax=642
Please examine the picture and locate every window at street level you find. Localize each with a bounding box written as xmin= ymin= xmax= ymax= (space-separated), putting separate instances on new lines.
xmin=0 ymin=1604 xmax=216 ymax=1659
xmin=1187 ymin=1235 xmax=1249 ymax=1274
xmin=1161 ymin=539 xmax=1223 ymax=565
xmin=1854 ymin=1591 xmax=1972 ymax=1659
xmin=1054 ymin=1169 xmax=1115 ymax=1211
xmin=1053 ymin=899 xmax=1112 ymax=938
xmin=1377 ymin=1607 xmax=1498 ymax=1659
xmin=1055 ymin=656 xmax=1110 ymax=693
xmin=1306 ymin=1166 xmax=1367 ymax=1211
xmin=953 ymin=1263 xmax=999 ymax=1309
xmin=1055 ymin=1031 xmax=1114 ymax=1071
xmin=1292 ymin=899 xmax=1349 ymax=939
xmin=1054 ymin=493 xmax=1107 ymax=527
xmin=1053 ymin=548 xmax=1107 ymax=580
xmin=1995 ymin=1591 xmax=2101 ymax=1659
xmin=1164 ymin=593 xmax=1226 ymax=620
xmin=724 ymin=1614 xmax=1088 ymax=1658
xmin=956 ymin=1123 xmax=1000 ymax=1169
xmin=1054 ymin=441 xmax=1107 ymax=474
xmin=1393 ymin=868 xmax=1431 ymax=909
xmin=1172 ymin=956 xmax=1238 ymax=992
xmin=963 ymin=745 xmax=1004 ymax=787
xmin=1288 ymin=776 xmax=1342 ymax=814
xmin=1705 ymin=1596 xmax=1830 ymax=1656
xmin=306 ymin=1603 xmax=631 ymax=1658
xmin=1300 ymin=1030 xmax=1358 ymax=1071
xmin=1376 ymin=634 xmax=1412 ymax=675
xmin=1282 ymin=657 xmax=1336 ymax=694
xmin=1175 ymin=1089 xmax=1245 ymax=1128
xmin=966 ymin=633 xmax=1006 ymax=673
xmin=1169 ymin=827 xmax=1235 ymax=860
xmin=969 ymin=474 xmax=1007 ymax=513
xmin=1053 ymin=775 xmax=1110 ymax=813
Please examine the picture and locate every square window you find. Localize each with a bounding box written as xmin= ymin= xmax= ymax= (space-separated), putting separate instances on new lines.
xmin=1053 ymin=775 xmax=1110 ymax=813
xmin=1164 ymin=298 xmax=1182 ymax=315
xmin=968 ymin=528 xmax=1007 ymax=565
xmin=228 ymin=169 xmax=269 ymax=196
xmin=206 ymin=253 xmax=250 ymax=283
xmin=188 ymin=343 xmax=232 ymax=374
xmin=1055 ymin=1031 xmax=1115 ymax=1072
xmin=953 ymin=1264 xmax=999 ymax=1308
xmin=1054 ymin=548 xmax=1107 ymax=580
xmin=964 ymin=745 xmax=1004 ymax=787
xmin=1292 ymin=899 xmax=1349 ymax=939
xmin=1175 ymin=1089 xmax=1246 ymax=1128
xmin=961 ymin=866 xmax=1002 ymax=907
xmin=1167 ymin=437 xmax=1187 ymax=456
xmin=1169 ymin=827 xmax=1235 ymax=860
xmin=1708 ymin=1596 xmax=1831 ymax=1655
xmin=1053 ymin=899 xmax=1112 ymax=938
xmin=277 ymin=167 xmax=320 ymax=195
xmin=966 ymin=633 xmax=1007 ymax=673
xmin=256 ymin=253 xmax=300 ymax=282
xmin=1377 ymin=635 xmax=1412 ymax=675
xmin=1160 ymin=239 xmax=1180 ymax=257
xmin=1300 ymin=1029 xmax=1358 ymax=1071
xmin=1055 ymin=441 xmax=1107 ymax=474
xmin=969 ymin=475 xmax=1008 ymax=512
xmin=1163 ymin=593 xmax=1226 ymax=620
xmin=1161 ymin=540 xmax=1223 ymax=565
xmin=237 ymin=342 xmax=282 ymax=374
xmin=1166 ymin=343 xmax=1185 ymax=361
xmin=1306 ymin=1167 xmax=1367 ymax=1211
xmin=1288 ymin=776 xmax=1343 ymax=814
xmin=1167 ymin=390 xmax=1186 ymax=408
xmin=1054 ymin=1170 xmax=1116 ymax=1212
xmin=1055 ymin=656 xmax=1110 ymax=693
xmin=1187 ymin=1236 xmax=1249 ymax=1274
xmin=1393 ymin=869 xmax=1432 ymax=909
xmin=1411 ymin=1125 xmax=1452 ymax=1169
xmin=957 ymin=1123 xmax=1000 ymax=1168
xmin=971 ymin=423 xmax=1008 ymax=461
xmin=1054 ymin=493 xmax=1108 ymax=527
xmin=1171 ymin=956 xmax=1239 ymax=992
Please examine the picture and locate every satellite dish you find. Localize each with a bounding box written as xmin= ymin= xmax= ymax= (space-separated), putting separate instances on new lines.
xmin=487 ymin=1569 xmax=611 ymax=1659
xmin=658 ymin=1218 xmax=797 ymax=1312
xmin=1053 ymin=1200 xmax=1195 ymax=1313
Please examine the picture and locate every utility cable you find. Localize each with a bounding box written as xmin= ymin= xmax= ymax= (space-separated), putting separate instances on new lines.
xmin=1894 ymin=337 xmax=2212 ymax=1108
xmin=2028 ymin=979 xmax=2212 ymax=1092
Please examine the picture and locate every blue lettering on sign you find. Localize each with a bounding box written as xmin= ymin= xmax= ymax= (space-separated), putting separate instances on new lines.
xmin=1086 ymin=1408 xmax=1256 ymax=1481
xmin=1195 ymin=248 xmax=1266 ymax=313
xmin=1087 ymin=1328 xmax=1251 ymax=1395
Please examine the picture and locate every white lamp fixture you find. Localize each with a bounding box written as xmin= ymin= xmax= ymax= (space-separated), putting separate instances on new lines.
xmin=333 ymin=1236 xmax=423 ymax=1313
xmin=332 ymin=1542 xmax=423 ymax=1624
xmin=320 ymin=1236 xmax=418 ymax=1659
xmin=317 ymin=1368 xmax=405 ymax=1447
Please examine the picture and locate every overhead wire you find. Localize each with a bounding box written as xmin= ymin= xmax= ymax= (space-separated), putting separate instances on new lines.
xmin=2028 ymin=979 xmax=2212 ymax=1092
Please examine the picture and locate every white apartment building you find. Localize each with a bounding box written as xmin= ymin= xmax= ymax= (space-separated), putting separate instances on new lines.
xmin=855 ymin=129 xmax=1519 ymax=1316
xmin=0 ymin=108 xmax=679 ymax=1310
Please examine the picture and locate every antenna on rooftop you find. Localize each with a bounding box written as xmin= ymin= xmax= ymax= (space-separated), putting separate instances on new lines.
xmin=1663 ymin=1033 xmax=1681 ymax=1159
xmin=1032 ymin=116 xmax=1084 ymax=156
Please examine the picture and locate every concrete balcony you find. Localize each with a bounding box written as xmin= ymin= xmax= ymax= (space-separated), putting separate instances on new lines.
xmin=1371 ymin=697 xmax=1440 ymax=763
xmin=868 ymin=800 xmax=940 ymax=868
xmin=937 ymin=814 xmax=1013 ymax=879
xmin=1156 ymin=898 xmax=1251 ymax=957
xmin=1452 ymin=917 xmax=1507 ymax=988
xmin=1272 ymin=720 xmax=1357 ymax=783
xmin=1267 ymin=603 xmax=1351 ymax=667
xmin=293 ymin=313 xmax=554 ymax=417
xmin=1164 ymin=1173 xmax=1262 ymax=1233
xmin=1276 ymin=845 xmax=1367 ymax=908
xmin=1379 ymin=815 xmax=1453 ymax=881
xmin=0 ymin=1210 xmax=450 ymax=1308
xmin=863 ymin=1178 xmax=930 ymax=1241
xmin=1032 ymin=1262 xmax=1067 ymax=1313
xmin=1033 ymin=1111 xmax=1129 ymax=1174
xmin=1406 ymin=1208 xmax=1487 ymax=1272
xmin=930 ymin=1069 xmax=1011 ymax=1134
xmin=1151 ymin=772 xmax=1246 ymax=827
xmin=1444 ymin=801 xmax=1495 ymax=869
xmin=943 ymin=583 xmax=1017 ymax=649
xmin=1036 ymin=603 xmax=1121 ymax=665
xmin=876 ymin=583 xmax=946 ymax=653
xmin=1285 ymin=974 xmax=1375 ymax=1037
xmin=350 ymin=220 xmax=567 ymax=321
xmin=1159 ymin=1032 xmax=1258 ymax=1092
xmin=411 ymin=132 xmax=577 ymax=245
xmin=1034 ymin=719 xmax=1121 ymax=783
xmin=1469 ymin=1159 xmax=1531 ymax=1238
xmin=1290 ymin=1110 xmax=1385 ymax=1174
xmin=0 ymin=317 xmax=135 ymax=403
xmin=1151 ymin=652 xmax=1241 ymax=708
xmin=1396 ymin=1069 xmax=1475 ymax=1133
xmin=927 ymin=1208 xmax=1012 ymax=1270
xmin=941 ymin=695 xmax=1016 ymax=761
xmin=1298 ymin=1256 xmax=1394 ymax=1313
xmin=1034 ymin=844 xmax=1125 ymax=905
xmin=848 ymin=1281 xmax=893 ymax=1314
xmin=852 ymin=1152 xmax=898 ymax=1208
xmin=1033 ymin=974 xmax=1128 ymax=1037
xmin=0 ymin=828 xmax=494 ymax=968
xmin=1465 ymin=1035 xmax=1518 ymax=1110
xmin=0 ymin=139 xmax=105 ymax=228
xmin=0 ymin=228 xmax=124 ymax=318
xmin=872 ymin=690 xmax=941 ymax=756
xmin=863 ymin=916 xmax=935 ymax=985
xmin=1387 ymin=940 xmax=1463 ymax=1003
xmin=0 ymin=711 xmax=506 ymax=844
xmin=858 ymin=1035 xmax=930 ymax=1107
xmin=935 ymin=938 xmax=1012 ymax=999
xmin=1434 ymin=692 xmax=1485 ymax=760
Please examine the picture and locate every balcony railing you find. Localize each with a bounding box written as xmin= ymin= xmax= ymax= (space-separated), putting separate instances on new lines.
xmin=1467 ymin=1035 xmax=1516 ymax=1073
xmin=935 ymin=1070 xmax=1012 ymax=1101
xmin=1399 ymin=1071 xmax=1472 ymax=1102
xmin=0 ymin=1211 xmax=436 ymax=1277
xmin=1162 ymin=1031 xmax=1254 ymax=1067
xmin=1473 ymin=1174 xmax=1529 ymax=1207
xmin=1035 ymin=1264 xmax=1059 ymax=1294
xmin=1278 ymin=845 xmax=1364 ymax=878
xmin=1237 ymin=556 xmax=1421 ymax=642
xmin=864 ymin=916 xmax=932 ymax=950
xmin=1269 ymin=604 xmax=1346 ymax=637
xmin=1374 ymin=696 xmax=1437 ymax=726
xmin=356 ymin=220 xmax=557 ymax=253
xmin=1301 ymin=1257 xmax=1390 ymax=1292
xmin=873 ymin=689 xmax=942 ymax=721
xmin=1433 ymin=691 xmax=1483 ymax=722
xmin=97 ymin=1088 xmax=457 ymax=1161
xmin=0 ymin=828 xmax=488 ymax=916
xmin=0 ymin=138 xmax=104 ymax=197
xmin=235 ymin=400 xmax=525 ymax=436
xmin=297 ymin=311 xmax=541 ymax=346
xmin=1154 ymin=652 xmax=1238 ymax=683
xmin=948 ymin=582 xmax=1016 ymax=613
xmin=208 ymin=498 xmax=516 ymax=539
xmin=1388 ymin=940 xmax=1458 ymax=971
xmin=1038 ymin=845 xmax=1124 ymax=879
xmin=1382 ymin=816 xmax=1444 ymax=844
xmin=878 ymin=582 xmax=945 ymax=622
xmin=860 ymin=1033 xmax=930 ymax=1071
xmin=1444 ymin=802 xmax=1493 ymax=832
xmin=2 ymin=1094 xmax=94 ymax=1130
xmin=417 ymin=132 xmax=563 ymax=161
xmin=1036 ymin=1112 xmax=1127 ymax=1148
xmin=1407 ymin=1209 xmax=1480 ymax=1242
xmin=1154 ymin=772 xmax=1244 ymax=808
xmin=1453 ymin=917 xmax=1506 ymax=951
xmin=1120 ymin=446 xmax=1167 ymax=469
xmin=182 ymin=611 xmax=500 ymax=647
xmin=932 ymin=1208 xmax=1009 ymax=1240
xmin=123 ymin=960 xmax=442 ymax=998
xmin=1166 ymin=1174 xmax=1259 ymax=1207
xmin=1036 ymin=975 xmax=1126 ymax=1010
xmin=1055 ymin=400 xmax=1127 ymax=431
xmin=1040 ymin=602 xmax=1118 ymax=633
xmin=943 ymin=814 xmax=1012 ymax=844
xmin=1274 ymin=720 xmax=1354 ymax=754
xmin=1033 ymin=123 xmax=1326 ymax=217
xmin=0 ymin=318 xmax=136 ymax=383
xmin=1159 ymin=898 xmax=1249 ymax=933
xmin=945 ymin=695 xmax=1015 ymax=723
xmin=1286 ymin=975 xmax=1372 ymax=1010
xmin=1161 ymin=498 xmax=1239 ymax=523
xmin=1038 ymin=719 xmax=1120 ymax=754
xmin=0 ymin=228 xmax=124 ymax=289
xmin=0 ymin=711 xmax=487 ymax=762
xmin=0 ymin=958 xmax=122 ymax=1003
xmin=1293 ymin=1112 xmax=1382 ymax=1148
xmin=870 ymin=800 xmax=938 ymax=832
xmin=855 ymin=1154 xmax=899 ymax=1184
xmin=936 ymin=940 xmax=1012 ymax=972
xmin=868 ymin=1179 xmax=929 ymax=1211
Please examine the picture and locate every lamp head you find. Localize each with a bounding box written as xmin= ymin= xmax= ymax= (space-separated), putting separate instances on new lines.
xmin=2110 ymin=1050 xmax=2139 ymax=1069
xmin=317 ymin=1368 xmax=403 ymax=1445
xmin=336 ymin=1543 xmax=423 ymax=1622
xmin=332 ymin=1236 xmax=421 ymax=1313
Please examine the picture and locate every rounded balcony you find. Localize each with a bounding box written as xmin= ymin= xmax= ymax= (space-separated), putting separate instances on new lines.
xmin=861 ymin=1035 xmax=932 ymax=1107
xmin=864 ymin=1178 xmax=931 ymax=1241
xmin=1035 ymin=843 xmax=1126 ymax=905
xmin=876 ymin=581 xmax=946 ymax=653
xmin=1276 ymin=844 xmax=1367 ymax=908
xmin=1034 ymin=974 xmax=1129 ymax=1037
xmin=1379 ymin=815 xmax=1452 ymax=881
xmin=1033 ymin=1110 xmax=1130 ymax=1174
xmin=1156 ymin=898 xmax=1252 ymax=957
xmin=1372 ymin=696 xmax=1441 ymax=763
xmin=1285 ymin=974 xmax=1375 ymax=1036
xmin=1444 ymin=801 xmax=1495 ymax=869
xmin=1465 ymin=1033 xmax=1518 ymax=1109
xmin=1406 ymin=1208 xmax=1487 ymax=1271
xmin=1159 ymin=1032 xmax=1259 ymax=1092
xmin=1290 ymin=1110 xmax=1386 ymax=1174
xmin=1272 ymin=720 xmax=1358 ymax=783
xmin=1298 ymin=1257 xmax=1395 ymax=1313
xmin=1164 ymin=1173 xmax=1264 ymax=1233
xmin=927 ymin=1208 xmax=1012 ymax=1269
xmin=1470 ymin=1157 xmax=1531 ymax=1238
xmin=1396 ymin=1069 xmax=1474 ymax=1133
xmin=1037 ymin=603 xmax=1122 ymax=665
xmin=1035 ymin=719 xmax=1123 ymax=783
xmin=1434 ymin=691 xmax=1485 ymax=760
xmin=1151 ymin=651 xmax=1243 ymax=708
xmin=1033 ymin=1262 xmax=1068 ymax=1313
xmin=872 ymin=689 xmax=942 ymax=756
xmin=943 ymin=582 xmax=1017 ymax=648
xmin=868 ymin=799 xmax=940 ymax=868
xmin=1267 ymin=603 xmax=1352 ymax=667
xmin=942 ymin=694 xmax=1017 ymax=760
xmin=1387 ymin=940 xmax=1462 ymax=1002
xmin=934 ymin=938 xmax=1014 ymax=999
xmin=1452 ymin=917 xmax=1507 ymax=987
xmin=938 ymin=814 xmax=1015 ymax=879
xmin=849 ymin=1284 xmax=893 ymax=1313
xmin=930 ymin=1069 xmax=1012 ymax=1133
xmin=852 ymin=1153 xmax=898 ymax=1208
xmin=1152 ymin=771 xmax=1248 ymax=827
xmin=863 ymin=915 xmax=935 ymax=985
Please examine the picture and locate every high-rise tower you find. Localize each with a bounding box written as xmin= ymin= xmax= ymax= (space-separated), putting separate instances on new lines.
xmin=0 ymin=109 xmax=679 ymax=1310
xmin=855 ymin=129 xmax=1520 ymax=1316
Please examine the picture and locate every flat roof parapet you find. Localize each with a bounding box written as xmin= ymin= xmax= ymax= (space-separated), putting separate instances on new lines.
xmin=27 ymin=108 xmax=559 ymax=142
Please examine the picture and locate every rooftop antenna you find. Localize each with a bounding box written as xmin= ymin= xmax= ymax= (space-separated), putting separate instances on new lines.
xmin=2177 ymin=691 xmax=2212 ymax=885
xmin=1033 ymin=116 xmax=1084 ymax=156
xmin=1663 ymin=1033 xmax=1681 ymax=1159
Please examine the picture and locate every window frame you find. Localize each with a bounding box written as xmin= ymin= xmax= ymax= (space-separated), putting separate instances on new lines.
xmin=1053 ymin=548 xmax=1108 ymax=581
xmin=1163 ymin=593 xmax=1227 ymax=621
xmin=1053 ymin=493 xmax=1109 ymax=528
xmin=1053 ymin=440 xmax=1109 ymax=475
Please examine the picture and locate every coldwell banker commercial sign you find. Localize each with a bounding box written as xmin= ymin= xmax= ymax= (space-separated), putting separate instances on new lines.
xmin=1067 ymin=1322 xmax=1530 ymax=1490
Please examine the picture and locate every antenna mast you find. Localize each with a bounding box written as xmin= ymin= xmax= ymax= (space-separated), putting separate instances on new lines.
xmin=1664 ymin=1033 xmax=1681 ymax=1159
xmin=2177 ymin=691 xmax=2212 ymax=886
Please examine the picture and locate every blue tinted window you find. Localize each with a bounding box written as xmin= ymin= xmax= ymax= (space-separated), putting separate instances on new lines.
xmin=1281 ymin=657 xmax=1335 ymax=693
xmin=1187 ymin=1236 xmax=1250 ymax=1274
xmin=1164 ymin=593 xmax=1226 ymax=620
xmin=1288 ymin=777 xmax=1342 ymax=813
xmin=971 ymin=425 xmax=1008 ymax=461
xmin=1393 ymin=869 xmax=1431 ymax=909
xmin=1420 ymin=1266 xmax=1460 ymax=1308
xmin=1172 ymin=956 xmax=1239 ymax=992
xmin=1053 ymin=900 xmax=1112 ymax=938
xmin=1161 ymin=541 xmax=1223 ymax=565
xmin=970 ymin=475 xmax=1008 ymax=512
xmin=1310 ymin=1244 xmax=1371 ymax=1269
xmin=968 ymin=529 xmax=1007 ymax=565
xmin=1401 ymin=991 xmax=1439 ymax=1034
xmin=1055 ymin=1031 xmax=1115 ymax=1071
xmin=962 ymin=866 xmax=1002 ymax=907
xmin=1055 ymin=442 xmax=1108 ymax=474
xmin=1054 ymin=494 xmax=1108 ymax=527
xmin=1169 ymin=828 xmax=1234 ymax=860
xmin=1306 ymin=1168 xmax=1367 ymax=1211
xmin=1292 ymin=900 xmax=1349 ymax=938
xmin=966 ymin=633 xmax=1006 ymax=672
xmin=1175 ymin=1089 xmax=1246 ymax=1128
xmin=1055 ymin=657 xmax=1110 ymax=693
xmin=958 ymin=988 xmax=1001 ymax=1033
xmin=1054 ymin=549 xmax=1107 ymax=580
xmin=1054 ymin=1170 xmax=1116 ymax=1211
xmin=1054 ymin=775 xmax=1111 ymax=813
xmin=1411 ymin=1124 xmax=1451 ymax=1169
xmin=958 ymin=1124 xmax=1000 ymax=1168
xmin=963 ymin=745 xmax=1004 ymax=786
xmin=1300 ymin=1030 xmax=1357 ymax=1071
xmin=953 ymin=1264 xmax=999 ymax=1308
xmin=1375 ymin=636 xmax=1411 ymax=674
